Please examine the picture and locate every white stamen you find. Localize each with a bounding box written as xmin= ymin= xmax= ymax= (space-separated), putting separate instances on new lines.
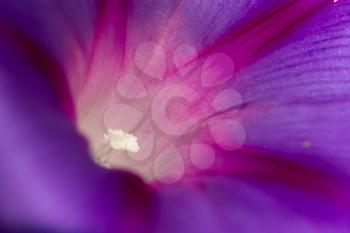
xmin=103 ymin=129 xmax=140 ymax=153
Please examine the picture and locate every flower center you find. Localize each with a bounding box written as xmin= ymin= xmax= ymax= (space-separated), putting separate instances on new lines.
xmin=79 ymin=42 xmax=246 ymax=184
xmin=103 ymin=129 xmax=140 ymax=153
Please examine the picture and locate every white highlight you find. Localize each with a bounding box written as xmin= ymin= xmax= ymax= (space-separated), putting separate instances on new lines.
xmin=104 ymin=129 xmax=140 ymax=153
xmin=127 ymin=131 xmax=154 ymax=161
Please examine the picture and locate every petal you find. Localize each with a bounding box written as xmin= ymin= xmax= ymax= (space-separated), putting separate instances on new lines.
xmin=0 ymin=0 xmax=97 ymax=62
xmin=126 ymin=0 xmax=290 ymax=49
xmin=2 ymin=1 xmax=350 ymax=233
xmin=0 ymin=0 xmax=98 ymax=107
xmin=154 ymin=177 xmax=350 ymax=233
xmin=122 ymin=0 xmax=291 ymax=83
xmin=150 ymin=2 xmax=350 ymax=232
xmin=0 ymin=43 xmax=151 ymax=233
xmin=228 ymin=0 xmax=350 ymax=177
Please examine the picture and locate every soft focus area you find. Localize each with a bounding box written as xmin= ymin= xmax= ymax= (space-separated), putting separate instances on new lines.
xmin=1 ymin=1 xmax=350 ymax=233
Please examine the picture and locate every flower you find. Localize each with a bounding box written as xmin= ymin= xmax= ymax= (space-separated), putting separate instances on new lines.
xmin=1 ymin=0 xmax=350 ymax=233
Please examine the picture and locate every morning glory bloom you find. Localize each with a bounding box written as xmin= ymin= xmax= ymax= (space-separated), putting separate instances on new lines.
xmin=1 ymin=0 xmax=350 ymax=232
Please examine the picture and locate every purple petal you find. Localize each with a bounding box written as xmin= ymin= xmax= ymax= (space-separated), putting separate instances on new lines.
xmin=126 ymin=0 xmax=290 ymax=47
xmin=1 ymin=1 xmax=350 ymax=233
xmin=0 ymin=39 xmax=151 ymax=233
xmin=154 ymin=177 xmax=350 ymax=233
xmin=0 ymin=0 xmax=97 ymax=60
xmin=149 ymin=1 xmax=350 ymax=232
xmin=228 ymin=0 xmax=350 ymax=177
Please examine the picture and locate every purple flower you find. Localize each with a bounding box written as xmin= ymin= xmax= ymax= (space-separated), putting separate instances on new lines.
xmin=1 ymin=0 xmax=350 ymax=232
